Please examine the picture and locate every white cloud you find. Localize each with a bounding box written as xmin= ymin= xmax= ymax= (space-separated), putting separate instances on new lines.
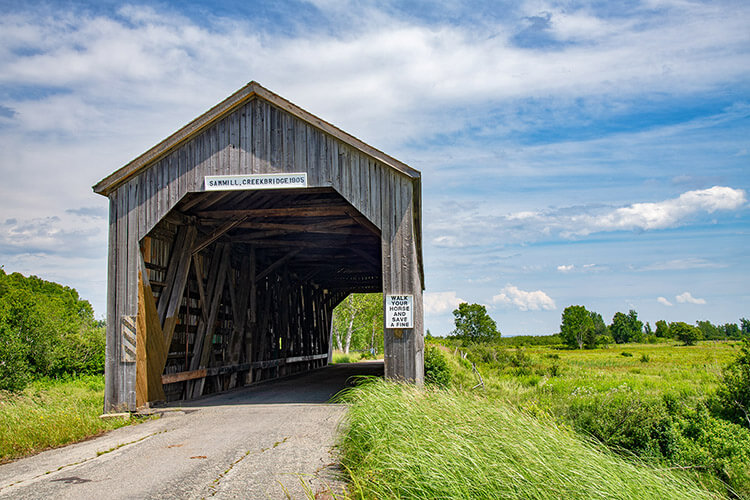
xmin=424 ymin=291 xmax=465 ymax=315
xmin=557 ymin=264 xmax=574 ymax=272
xmin=492 ymin=284 xmax=556 ymax=311
xmin=657 ymin=296 xmax=673 ymax=306
xmin=675 ymin=292 xmax=706 ymax=305
xmin=429 ymin=186 xmax=747 ymax=247
xmin=577 ymin=186 xmax=747 ymax=236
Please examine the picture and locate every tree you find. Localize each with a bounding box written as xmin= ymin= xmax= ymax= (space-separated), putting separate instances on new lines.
xmin=628 ymin=310 xmax=644 ymax=343
xmin=741 ymin=318 xmax=750 ymax=337
xmin=451 ymin=303 xmax=499 ymax=344
xmin=655 ymin=320 xmax=670 ymax=338
xmin=331 ymin=293 xmax=383 ymax=354
xmin=0 ymin=269 xmax=104 ymax=391
xmin=610 ymin=312 xmax=631 ymax=344
xmin=560 ymin=305 xmax=595 ymax=349
xmin=670 ymin=321 xmax=701 ymax=346
xmin=610 ymin=310 xmax=643 ymax=343
xmin=697 ymin=320 xmax=723 ymax=340
xmin=722 ymin=322 xmax=742 ymax=340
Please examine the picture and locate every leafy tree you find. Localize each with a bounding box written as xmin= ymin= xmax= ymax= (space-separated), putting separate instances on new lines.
xmin=451 ymin=303 xmax=500 ymax=344
xmin=560 ymin=305 xmax=595 ymax=349
xmin=655 ymin=320 xmax=670 ymax=338
xmin=696 ymin=320 xmax=723 ymax=340
xmin=610 ymin=312 xmax=630 ymax=344
xmin=610 ymin=310 xmax=643 ymax=343
xmin=590 ymin=311 xmax=607 ymax=337
xmin=332 ymin=293 xmax=383 ymax=354
xmin=722 ymin=322 xmax=742 ymax=340
xmin=0 ymin=269 xmax=104 ymax=391
xmin=628 ymin=310 xmax=644 ymax=343
xmin=741 ymin=318 xmax=750 ymax=337
xmin=670 ymin=321 xmax=701 ymax=346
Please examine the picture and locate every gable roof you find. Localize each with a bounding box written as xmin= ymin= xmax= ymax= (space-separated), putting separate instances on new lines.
xmin=93 ymin=81 xmax=420 ymax=197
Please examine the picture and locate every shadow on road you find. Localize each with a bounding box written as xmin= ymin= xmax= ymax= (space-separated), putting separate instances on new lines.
xmin=171 ymin=361 xmax=384 ymax=408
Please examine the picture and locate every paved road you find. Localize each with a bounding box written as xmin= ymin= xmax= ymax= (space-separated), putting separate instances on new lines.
xmin=0 ymin=361 xmax=383 ymax=500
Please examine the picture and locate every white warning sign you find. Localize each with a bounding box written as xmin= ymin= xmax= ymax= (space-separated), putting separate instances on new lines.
xmin=385 ymin=295 xmax=413 ymax=329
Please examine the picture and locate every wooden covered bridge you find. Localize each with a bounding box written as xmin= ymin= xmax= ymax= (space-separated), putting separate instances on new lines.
xmin=94 ymin=82 xmax=424 ymax=411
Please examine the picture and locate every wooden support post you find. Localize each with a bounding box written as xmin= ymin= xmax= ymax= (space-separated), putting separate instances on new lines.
xmin=191 ymin=243 xmax=231 ymax=398
xmin=227 ymin=253 xmax=251 ymax=388
xmin=157 ymin=225 xmax=197 ymax=348
xmin=382 ymin=183 xmax=424 ymax=384
xmin=135 ymin=255 xmax=166 ymax=407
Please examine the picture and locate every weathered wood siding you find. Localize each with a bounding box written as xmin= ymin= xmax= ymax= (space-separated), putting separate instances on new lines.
xmin=104 ymin=95 xmax=423 ymax=411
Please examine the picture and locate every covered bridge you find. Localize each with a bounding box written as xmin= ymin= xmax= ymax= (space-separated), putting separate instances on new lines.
xmin=94 ymin=82 xmax=424 ymax=412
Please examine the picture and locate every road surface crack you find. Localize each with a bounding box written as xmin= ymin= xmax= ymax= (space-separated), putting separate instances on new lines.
xmin=205 ymin=436 xmax=291 ymax=497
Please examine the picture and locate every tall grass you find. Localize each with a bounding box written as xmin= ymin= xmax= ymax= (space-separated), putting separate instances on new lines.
xmin=332 ymin=351 xmax=365 ymax=364
xmin=338 ymin=380 xmax=716 ymax=500
xmin=0 ymin=375 xmax=133 ymax=462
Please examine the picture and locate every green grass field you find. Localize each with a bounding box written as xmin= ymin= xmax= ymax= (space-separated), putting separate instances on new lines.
xmin=337 ymin=340 xmax=750 ymax=499
xmin=338 ymin=380 xmax=716 ymax=500
xmin=0 ymin=375 xmax=135 ymax=463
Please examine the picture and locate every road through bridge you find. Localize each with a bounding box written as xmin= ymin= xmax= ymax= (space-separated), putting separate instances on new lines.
xmin=0 ymin=361 xmax=383 ymax=499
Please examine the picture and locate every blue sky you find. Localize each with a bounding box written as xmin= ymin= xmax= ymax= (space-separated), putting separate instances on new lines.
xmin=0 ymin=0 xmax=748 ymax=335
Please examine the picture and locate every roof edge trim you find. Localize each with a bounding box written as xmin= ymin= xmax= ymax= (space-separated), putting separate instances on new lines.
xmin=93 ymin=81 xmax=420 ymax=197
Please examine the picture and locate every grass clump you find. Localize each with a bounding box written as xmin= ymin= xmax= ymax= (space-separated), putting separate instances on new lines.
xmin=0 ymin=375 xmax=133 ymax=462
xmin=332 ymin=351 xmax=364 ymax=364
xmin=338 ymin=379 xmax=714 ymax=500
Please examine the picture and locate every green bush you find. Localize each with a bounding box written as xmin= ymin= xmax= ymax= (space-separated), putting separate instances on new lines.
xmin=712 ymin=339 xmax=750 ymax=429
xmin=424 ymin=345 xmax=452 ymax=388
xmin=0 ymin=270 xmax=104 ymax=391
xmin=675 ymin=405 xmax=750 ymax=497
xmin=564 ymin=390 xmax=750 ymax=497
xmin=566 ymin=390 xmax=677 ymax=459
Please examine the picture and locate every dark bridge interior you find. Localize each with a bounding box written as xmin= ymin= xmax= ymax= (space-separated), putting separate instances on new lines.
xmin=138 ymin=187 xmax=382 ymax=404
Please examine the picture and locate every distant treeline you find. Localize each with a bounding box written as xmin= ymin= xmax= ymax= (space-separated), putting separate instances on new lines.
xmin=429 ymin=301 xmax=749 ymax=349
xmin=0 ymin=269 xmax=105 ymax=391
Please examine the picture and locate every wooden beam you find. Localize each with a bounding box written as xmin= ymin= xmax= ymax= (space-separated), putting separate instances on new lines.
xmin=349 ymin=246 xmax=380 ymax=267
xmin=135 ymin=256 xmax=167 ymax=407
xmin=256 ymin=248 xmax=301 ymax=281
xmin=194 ymin=206 xmax=350 ymax=219
xmin=234 ymin=238 xmax=375 ymax=250
xmin=158 ymin=225 xmax=197 ymax=348
xmin=192 ymin=215 xmax=248 ymax=254
xmin=192 ymin=255 xmax=209 ymax=324
xmin=191 ymin=243 xmax=231 ymax=398
xmin=161 ymin=354 xmax=328 ymax=384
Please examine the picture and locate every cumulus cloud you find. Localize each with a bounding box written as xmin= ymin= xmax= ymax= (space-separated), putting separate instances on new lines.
xmin=424 ymin=291 xmax=465 ymax=315
xmin=574 ymin=186 xmax=747 ymax=236
xmin=676 ymin=292 xmax=706 ymax=305
xmin=429 ymin=186 xmax=747 ymax=246
xmin=657 ymin=296 xmax=673 ymax=306
xmin=557 ymin=264 xmax=574 ymax=272
xmin=492 ymin=285 xmax=556 ymax=311
xmin=0 ymin=212 xmax=105 ymax=259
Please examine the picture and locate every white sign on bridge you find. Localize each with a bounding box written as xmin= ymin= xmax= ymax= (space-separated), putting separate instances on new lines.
xmin=385 ymin=295 xmax=413 ymax=329
xmin=205 ymin=173 xmax=307 ymax=191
